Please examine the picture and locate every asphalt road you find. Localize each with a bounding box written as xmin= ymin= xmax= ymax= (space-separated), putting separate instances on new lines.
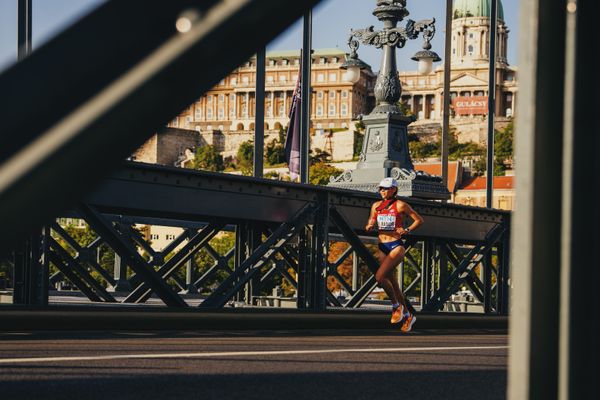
xmin=0 ymin=329 xmax=508 ymax=400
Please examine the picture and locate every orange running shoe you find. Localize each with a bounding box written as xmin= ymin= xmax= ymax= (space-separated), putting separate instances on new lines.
xmin=390 ymin=306 xmax=404 ymax=324
xmin=400 ymin=313 xmax=416 ymax=332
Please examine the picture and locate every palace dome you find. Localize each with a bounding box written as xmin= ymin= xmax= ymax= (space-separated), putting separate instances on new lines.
xmin=453 ymin=0 xmax=504 ymax=21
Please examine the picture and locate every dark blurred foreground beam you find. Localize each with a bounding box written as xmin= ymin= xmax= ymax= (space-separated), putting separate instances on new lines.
xmin=0 ymin=0 xmax=322 ymax=251
xmin=507 ymin=0 xmax=569 ymax=399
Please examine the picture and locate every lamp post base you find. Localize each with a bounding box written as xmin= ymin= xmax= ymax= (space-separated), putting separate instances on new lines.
xmin=328 ymin=111 xmax=450 ymax=200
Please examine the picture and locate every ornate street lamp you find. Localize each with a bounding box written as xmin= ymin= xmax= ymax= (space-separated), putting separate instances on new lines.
xmin=330 ymin=0 xmax=449 ymax=200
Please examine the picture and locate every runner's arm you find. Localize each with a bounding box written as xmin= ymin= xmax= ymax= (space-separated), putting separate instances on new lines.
xmin=397 ymin=202 xmax=424 ymax=235
xmin=365 ymin=202 xmax=379 ymax=232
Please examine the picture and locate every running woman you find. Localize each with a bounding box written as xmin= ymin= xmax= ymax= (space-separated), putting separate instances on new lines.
xmin=365 ymin=177 xmax=424 ymax=332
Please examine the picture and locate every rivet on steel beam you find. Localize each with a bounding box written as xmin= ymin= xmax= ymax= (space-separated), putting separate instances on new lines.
xmin=175 ymin=9 xmax=201 ymax=33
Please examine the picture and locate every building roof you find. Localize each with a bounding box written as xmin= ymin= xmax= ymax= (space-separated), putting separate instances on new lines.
xmin=414 ymin=161 xmax=462 ymax=193
xmin=453 ymin=0 xmax=504 ymax=21
xmin=459 ymin=175 xmax=514 ymax=190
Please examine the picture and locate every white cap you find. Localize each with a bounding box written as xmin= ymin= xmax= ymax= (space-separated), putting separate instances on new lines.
xmin=378 ymin=177 xmax=398 ymax=188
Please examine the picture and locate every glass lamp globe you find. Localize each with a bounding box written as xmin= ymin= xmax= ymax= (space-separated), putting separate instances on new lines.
xmin=345 ymin=66 xmax=361 ymax=83
xmin=412 ymin=49 xmax=440 ymax=76
xmin=417 ymin=58 xmax=434 ymax=75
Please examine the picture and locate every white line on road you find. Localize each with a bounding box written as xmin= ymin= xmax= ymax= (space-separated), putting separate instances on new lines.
xmin=0 ymin=345 xmax=509 ymax=364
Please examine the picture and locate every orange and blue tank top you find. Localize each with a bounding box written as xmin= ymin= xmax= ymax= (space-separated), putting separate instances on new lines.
xmin=375 ymin=199 xmax=400 ymax=231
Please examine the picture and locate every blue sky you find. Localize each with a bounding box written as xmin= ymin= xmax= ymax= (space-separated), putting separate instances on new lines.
xmin=0 ymin=0 xmax=519 ymax=73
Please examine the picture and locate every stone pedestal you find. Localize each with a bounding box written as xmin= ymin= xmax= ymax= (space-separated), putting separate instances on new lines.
xmin=329 ymin=112 xmax=450 ymax=200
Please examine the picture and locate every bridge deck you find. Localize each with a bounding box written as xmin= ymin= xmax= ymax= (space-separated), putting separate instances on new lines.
xmin=0 ymin=328 xmax=508 ymax=400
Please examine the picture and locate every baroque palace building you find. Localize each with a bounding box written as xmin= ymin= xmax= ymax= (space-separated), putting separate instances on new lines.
xmin=399 ymin=0 xmax=518 ymax=143
xmin=168 ymin=48 xmax=376 ymax=136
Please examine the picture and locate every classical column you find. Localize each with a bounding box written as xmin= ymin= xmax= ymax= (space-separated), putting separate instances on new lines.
xmin=245 ymin=92 xmax=250 ymax=118
xmin=270 ymin=91 xmax=275 ymax=117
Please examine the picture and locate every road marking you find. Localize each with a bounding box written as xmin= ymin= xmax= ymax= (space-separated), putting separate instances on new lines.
xmin=0 ymin=345 xmax=508 ymax=364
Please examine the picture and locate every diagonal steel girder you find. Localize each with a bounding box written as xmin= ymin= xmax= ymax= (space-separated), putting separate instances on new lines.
xmin=50 ymin=222 xmax=116 ymax=287
xmin=47 ymin=251 xmax=103 ymax=303
xmin=423 ymin=223 xmax=507 ymax=312
xmin=48 ymin=237 xmax=116 ymax=302
xmin=328 ymin=206 xmax=384 ymax=309
xmin=446 ymin=242 xmax=485 ymax=303
xmin=0 ymin=0 xmax=322 ymax=251
xmin=200 ymin=203 xmax=317 ymax=308
xmin=124 ymin=222 xmax=225 ymax=303
xmin=78 ymin=203 xmax=187 ymax=307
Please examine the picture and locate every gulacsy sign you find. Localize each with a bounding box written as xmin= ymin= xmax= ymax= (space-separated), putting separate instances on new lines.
xmin=452 ymin=96 xmax=488 ymax=115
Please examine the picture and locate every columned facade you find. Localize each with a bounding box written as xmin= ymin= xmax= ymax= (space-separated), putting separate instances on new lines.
xmin=170 ymin=49 xmax=376 ymax=135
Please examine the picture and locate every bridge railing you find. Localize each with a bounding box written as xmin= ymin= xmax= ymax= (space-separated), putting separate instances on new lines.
xmin=5 ymin=162 xmax=510 ymax=314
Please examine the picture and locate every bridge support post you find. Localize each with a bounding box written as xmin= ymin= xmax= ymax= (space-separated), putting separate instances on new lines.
xmin=309 ymin=193 xmax=329 ymax=310
xmin=296 ymin=227 xmax=310 ymax=309
xmin=184 ymin=259 xmax=198 ymax=295
xmin=12 ymin=229 xmax=48 ymax=305
xmin=420 ymin=241 xmax=432 ymax=309
xmin=110 ymin=254 xmax=131 ymax=292
xmin=245 ymin=224 xmax=262 ymax=305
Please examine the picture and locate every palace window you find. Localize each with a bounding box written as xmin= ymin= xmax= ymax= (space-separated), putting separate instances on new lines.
xmin=329 ymin=91 xmax=336 ymax=99
xmin=317 ymin=91 xmax=323 ymax=99
xmin=316 ymin=105 xmax=323 ymax=116
xmin=328 ymin=104 xmax=336 ymax=116
xmin=329 ymin=73 xmax=337 ymax=82
xmin=317 ymin=74 xmax=324 ymax=82
xmin=342 ymin=90 xmax=348 ymax=98
xmin=341 ymin=103 xmax=348 ymax=116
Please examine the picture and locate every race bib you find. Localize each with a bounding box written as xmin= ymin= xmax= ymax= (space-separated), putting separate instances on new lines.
xmin=377 ymin=214 xmax=396 ymax=231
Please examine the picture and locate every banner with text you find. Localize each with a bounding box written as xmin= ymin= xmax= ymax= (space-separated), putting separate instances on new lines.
xmin=452 ymin=96 xmax=488 ymax=115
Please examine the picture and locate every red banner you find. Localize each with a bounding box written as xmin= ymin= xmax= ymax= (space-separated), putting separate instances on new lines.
xmin=452 ymin=96 xmax=488 ymax=115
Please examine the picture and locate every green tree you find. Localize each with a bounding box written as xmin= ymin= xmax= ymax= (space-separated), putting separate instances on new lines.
xmin=495 ymin=120 xmax=514 ymax=161
xmin=310 ymin=148 xmax=331 ymax=164
xmin=192 ymin=145 xmax=224 ymax=172
xmin=472 ymin=122 xmax=515 ymax=176
xmin=408 ymin=127 xmax=486 ymax=162
xmin=309 ymin=162 xmax=342 ymax=185
xmin=236 ymin=140 xmax=254 ymax=175
xmin=398 ymin=100 xmax=414 ymax=117
xmin=192 ymin=233 xmax=236 ymax=294
xmin=265 ymin=139 xmax=286 ymax=166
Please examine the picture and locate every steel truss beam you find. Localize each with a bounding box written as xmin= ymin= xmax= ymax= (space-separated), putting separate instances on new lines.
xmin=423 ymin=223 xmax=507 ymax=312
xmin=124 ymin=222 xmax=225 ymax=303
xmin=11 ymin=163 xmax=510 ymax=313
xmin=78 ymin=203 xmax=187 ymax=307
xmin=200 ymin=203 xmax=317 ymax=308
